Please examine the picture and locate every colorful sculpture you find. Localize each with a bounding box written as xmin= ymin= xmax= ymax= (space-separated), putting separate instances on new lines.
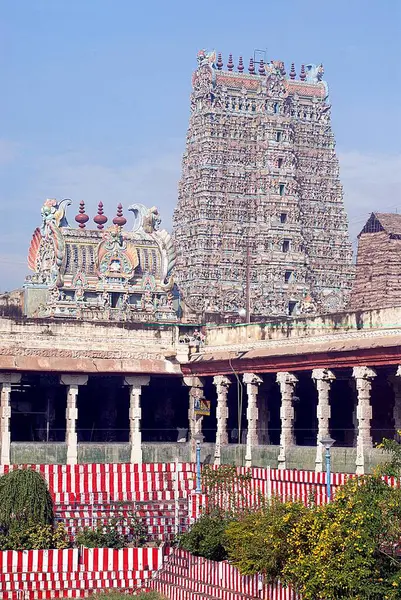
xmin=25 ymin=200 xmax=178 ymax=322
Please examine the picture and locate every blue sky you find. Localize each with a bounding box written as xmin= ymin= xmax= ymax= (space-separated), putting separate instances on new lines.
xmin=0 ymin=0 xmax=400 ymax=291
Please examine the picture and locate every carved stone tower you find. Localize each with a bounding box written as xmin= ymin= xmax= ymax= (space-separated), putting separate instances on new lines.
xmin=173 ymin=51 xmax=354 ymax=318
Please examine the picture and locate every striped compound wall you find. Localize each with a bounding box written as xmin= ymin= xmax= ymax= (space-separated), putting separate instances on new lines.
xmin=151 ymin=548 xmax=297 ymax=600
xmin=0 ymin=547 xmax=164 ymax=599
xmin=1 ymin=463 xmax=396 ymax=599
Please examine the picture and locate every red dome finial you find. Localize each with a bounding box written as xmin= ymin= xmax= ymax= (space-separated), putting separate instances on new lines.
xmin=300 ymin=64 xmax=306 ymax=81
xmin=227 ymin=54 xmax=234 ymax=71
xmin=290 ymin=63 xmax=296 ymax=80
xmin=216 ymin=52 xmax=223 ymax=70
xmin=75 ymin=200 xmax=89 ymax=229
xmin=94 ymin=201 xmax=108 ymax=230
xmin=113 ymin=203 xmax=127 ymax=227
xmin=237 ymin=56 xmax=244 ymax=73
xmin=248 ymin=58 xmax=255 ymax=74
xmin=258 ymin=58 xmax=265 ymax=76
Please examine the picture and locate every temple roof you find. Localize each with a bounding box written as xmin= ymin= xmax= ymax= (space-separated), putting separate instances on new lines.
xmin=359 ymin=212 xmax=401 ymax=237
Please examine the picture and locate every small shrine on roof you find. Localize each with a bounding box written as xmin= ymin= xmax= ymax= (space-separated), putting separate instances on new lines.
xmin=24 ymin=198 xmax=178 ymax=322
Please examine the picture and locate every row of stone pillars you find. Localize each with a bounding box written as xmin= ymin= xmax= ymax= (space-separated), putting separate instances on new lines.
xmin=0 ymin=366 xmax=400 ymax=470
xmin=185 ymin=366 xmax=401 ymax=474
xmin=0 ymin=373 xmax=150 ymax=466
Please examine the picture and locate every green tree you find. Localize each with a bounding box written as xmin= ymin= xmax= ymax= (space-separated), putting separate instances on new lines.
xmin=0 ymin=468 xmax=54 ymax=528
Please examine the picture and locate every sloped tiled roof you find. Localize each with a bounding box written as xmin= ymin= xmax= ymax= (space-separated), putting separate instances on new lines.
xmin=359 ymin=212 xmax=401 ymax=237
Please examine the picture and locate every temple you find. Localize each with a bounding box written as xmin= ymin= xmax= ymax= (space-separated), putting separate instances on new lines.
xmin=173 ymin=50 xmax=354 ymax=319
xmin=24 ymin=199 xmax=178 ymax=322
xmin=0 ymin=49 xmax=398 ymax=477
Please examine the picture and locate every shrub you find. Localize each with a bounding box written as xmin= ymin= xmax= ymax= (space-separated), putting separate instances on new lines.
xmin=77 ymin=514 xmax=148 ymax=549
xmin=224 ymin=498 xmax=306 ymax=578
xmin=180 ymin=509 xmax=230 ymax=561
xmin=0 ymin=468 xmax=53 ymax=528
xmin=0 ymin=520 xmax=70 ymax=550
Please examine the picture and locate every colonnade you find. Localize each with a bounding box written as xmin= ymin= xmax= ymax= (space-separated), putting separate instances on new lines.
xmin=186 ymin=365 xmax=400 ymax=474
xmin=0 ymin=365 xmax=399 ymax=473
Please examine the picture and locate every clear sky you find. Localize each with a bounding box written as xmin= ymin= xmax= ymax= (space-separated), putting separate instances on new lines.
xmin=0 ymin=0 xmax=400 ymax=291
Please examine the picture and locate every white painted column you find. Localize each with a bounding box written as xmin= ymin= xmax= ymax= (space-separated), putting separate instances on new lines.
xmin=243 ymin=373 xmax=262 ymax=467
xmin=213 ymin=375 xmax=231 ymax=465
xmin=183 ymin=376 xmax=204 ymax=463
xmin=124 ymin=376 xmax=150 ymax=464
xmin=352 ymin=366 xmax=376 ymax=475
xmin=312 ymin=368 xmax=335 ymax=473
xmin=0 ymin=373 xmax=21 ymax=465
xmin=277 ymin=371 xmax=298 ymax=470
xmin=60 ymin=374 xmax=88 ymax=465
xmin=390 ymin=367 xmax=401 ymax=441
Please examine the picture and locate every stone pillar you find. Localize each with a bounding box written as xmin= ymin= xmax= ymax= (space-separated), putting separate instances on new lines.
xmin=243 ymin=373 xmax=262 ymax=467
xmin=60 ymin=374 xmax=88 ymax=465
xmin=352 ymin=366 xmax=376 ymax=475
xmin=213 ymin=375 xmax=231 ymax=465
xmin=389 ymin=367 xmax=401 ymax=441
xmin=312 ymin=368 xmax=335 ymax=473
xmin=276 ymin=372 xmax=298 ymax=470
xmin=0 ymin=373 xmax=21 ymax=465
xmin=184 ymin=376 xmax=204 ymax=463
xmin=124 ymin=376 xmax=150 ymax=464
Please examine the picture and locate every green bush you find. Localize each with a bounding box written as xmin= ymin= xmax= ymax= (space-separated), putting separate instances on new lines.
xmin=180 ymin=509 xmax=231 ymax=561
xmin=0 ymin=520 xmax=70 ymax=550
xmin=0 ymin=468 xmax=54 ymax=528
xmin=77 ymin=514 xmax=148 ymax=549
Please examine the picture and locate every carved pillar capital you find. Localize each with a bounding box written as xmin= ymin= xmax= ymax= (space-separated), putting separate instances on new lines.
xmin=312 ymin=368 xmax=335 ymax=383
xmin=124 ymin=375 xmax=150 ymax=390
xmin=352 ymin=366 xmax=376 ymax=383
xmin=183 ymin=376 xmax=204 ymax=389
xmin=276 ymin=371 xmax=298 ymax=388
xmin=213 ymin=375 xmax=231 ymax=392
xmin=243 ymin=373 xmax=263 ymax=386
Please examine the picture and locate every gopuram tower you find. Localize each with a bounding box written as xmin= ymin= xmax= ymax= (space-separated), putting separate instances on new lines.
xmin=173 ymin=50 xmax=354 ymax=319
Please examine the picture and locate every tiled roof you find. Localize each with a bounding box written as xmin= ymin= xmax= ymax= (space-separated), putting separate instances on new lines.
xmin=375 ymin=213 xmax=401 ymax=236
xmin=359 ymin=212 xmax=401 ymax=237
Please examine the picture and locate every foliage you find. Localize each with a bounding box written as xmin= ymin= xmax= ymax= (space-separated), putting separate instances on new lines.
xmin=202 ymin=464 xmax=265 ymax=516
xmin=224 ymin=499 xmax=307 ymax=578
xmin=225 ymin=475 xmax=401 ymax=600
xmin=0 ymin=520 xmax=70 ymax=550
xmin=180 ymin=509 xmax=231 ymax=561
xmin=77 ymin=514 xmax=148 ymax=549
xmin=0 ymin=468 xmax=54 ymax=528
xmin=375 ymin=435 xmax=401 ymax=477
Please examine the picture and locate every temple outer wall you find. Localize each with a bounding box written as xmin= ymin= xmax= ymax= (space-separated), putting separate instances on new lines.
xmin=5 ymin=442 xmax=389 ymax=474
xmin=204 ymin=306 xmax=401 ymax=347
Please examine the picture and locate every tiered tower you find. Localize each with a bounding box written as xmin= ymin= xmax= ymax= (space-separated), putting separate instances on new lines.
xmin=173 ymin=50 xmax=354 ymax=318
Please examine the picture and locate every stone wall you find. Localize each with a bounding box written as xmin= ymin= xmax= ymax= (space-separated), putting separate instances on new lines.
xmin=0 ymin=316 xmax=181 ymax=374
xmin=203 ymin=305 xmax=401 ymax=348
xmin=5 ymin=442 xmax=389 ymax=473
